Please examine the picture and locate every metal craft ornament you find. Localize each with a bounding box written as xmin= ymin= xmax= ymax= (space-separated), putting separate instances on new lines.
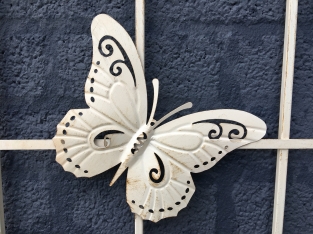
xmin=53 ymin=14 xmax=267 ymax=222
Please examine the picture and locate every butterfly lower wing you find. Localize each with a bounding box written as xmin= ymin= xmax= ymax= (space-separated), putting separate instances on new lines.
xmin=126 ymin=146 xmax=195 ymax=222
xmin=53 ymin=108 xmax=133 ymax=177
xmin=126 ymin=110 xmax=266 ymax=222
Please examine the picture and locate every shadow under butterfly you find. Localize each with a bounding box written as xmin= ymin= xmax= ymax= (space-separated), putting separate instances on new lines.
xmin=53 ymin=14 xmax=266 ymax=222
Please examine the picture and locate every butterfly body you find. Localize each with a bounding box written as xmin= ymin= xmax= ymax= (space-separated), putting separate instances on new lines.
xmin=53 ymin=14 xmax=267 ymax=222
xmin=113 ymin=123 xmax=154 ymax=172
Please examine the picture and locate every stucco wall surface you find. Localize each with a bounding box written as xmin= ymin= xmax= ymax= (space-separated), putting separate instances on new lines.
xmin=0 ymin=0 xmax=313 ymax=233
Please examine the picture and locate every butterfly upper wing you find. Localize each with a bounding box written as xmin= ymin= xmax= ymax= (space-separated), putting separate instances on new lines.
xmin=126 ymin=110 xmax=266 ymax=222
xmin=85 ymin=14 xmax=147 ymax=130
xmin=152 ymin=109 xmax=266 ymax=173
xmin=53 ymin=14 xmax=147 ymax=177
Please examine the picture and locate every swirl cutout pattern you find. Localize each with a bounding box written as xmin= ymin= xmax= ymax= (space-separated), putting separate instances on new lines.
xmin=193 ymin=119 xmax=247 ymax=139
xmin=98 ymin=35 xmax=137 ymax=86
xmin=149 ymin=153 xmax=165 ymax=184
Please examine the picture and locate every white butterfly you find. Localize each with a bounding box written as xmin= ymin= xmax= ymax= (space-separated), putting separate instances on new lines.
xmin=53 ymin=14 xmax=266 ymax=222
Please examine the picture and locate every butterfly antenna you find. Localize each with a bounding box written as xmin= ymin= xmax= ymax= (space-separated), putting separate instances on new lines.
xmin=154 ymin=102 xmax=193 ymax=128
xmin=148 ymin=79 xmax=159 ymax=124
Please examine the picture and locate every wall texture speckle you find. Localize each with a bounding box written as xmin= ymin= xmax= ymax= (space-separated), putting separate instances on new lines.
xmin=0 ymin=0 xmax=312 ymax=233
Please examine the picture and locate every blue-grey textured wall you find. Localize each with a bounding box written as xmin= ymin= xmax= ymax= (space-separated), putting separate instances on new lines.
xmin=0 ymin=0 xmax=313 ymax=233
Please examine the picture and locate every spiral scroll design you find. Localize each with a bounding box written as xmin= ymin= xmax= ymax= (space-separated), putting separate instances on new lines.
xmin=193 ymin=119 xmax=247 ymax=139
xmin=149 ymin=153 xmax=165 ymax=184
xmin=98 ymin=35 xmax=136 ymax=86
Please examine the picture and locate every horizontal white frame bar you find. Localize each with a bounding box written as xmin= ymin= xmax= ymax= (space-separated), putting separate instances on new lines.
xmin=1 ymin=139 xmax=313 ymax=150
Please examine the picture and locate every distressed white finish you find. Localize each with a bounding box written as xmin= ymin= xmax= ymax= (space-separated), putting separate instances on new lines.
xmin=0 ymin=164 xmax=5 ymax=234
xmin=240 ymin=139 xmax=313 ymax=149
xmin=3 ymin=139 xmax=313 ymax=150
xmin=0 ymin=140 xmax=55 ymax=150
xmin=136 ymin=0 xmax=145 ymax=69
xmin=135 ymin=0 xmax=145 ymax=231
xmin=272 ymin=1 xmax=298 ymax=233
xmin=51 ymin=14 xmax=266 ymax=222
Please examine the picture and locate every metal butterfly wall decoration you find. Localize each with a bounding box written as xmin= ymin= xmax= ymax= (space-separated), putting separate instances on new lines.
xmin=53 ymin=14 xmax=267 ymax=222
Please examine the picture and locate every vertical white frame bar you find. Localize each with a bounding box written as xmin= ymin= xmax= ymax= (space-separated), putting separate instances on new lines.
xmin=136 ymin=0 xmax=145 ymax=69
xmin=272 ymin=1 xmax=298 ymax=233
xmin=135 ymin=0 xmax=145 ymax=233
xmin=0 ymin=161 xmax=5 ymax=234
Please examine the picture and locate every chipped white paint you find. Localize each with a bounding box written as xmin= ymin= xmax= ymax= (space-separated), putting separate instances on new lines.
xmin=0 ymin=140 xmax=55 ymax=150
xmin=272 ymin=1 xmax=298 ymax=233
xmin=135 ymin=0 xmax=145 ymax=231
xmin=136 ymin=0 xmax=145 ymax=69
xmin=0 ymin=163 xmax=5 ymax=234
xmin=3 ymin=139 xmax=313 ymax=150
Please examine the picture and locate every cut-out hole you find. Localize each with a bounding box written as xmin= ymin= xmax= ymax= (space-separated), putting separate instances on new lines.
xmin=63 ymin=130 xmax=67 ymax=135
xmin=63 ymin=148 xmax=68 ymax=153
xmin=148 ymin=209 xmax=154 ymax=213
xmin=150 ymin=122 xmax=155 ymax=126
xmin=175 ymin=202 xmax=180 ymax=205
xmin=187 ymin=181 xmax=190 ymax=184
xmin=91 ymin=97 xmax=95 ymax=102
xmin=96 ymin=61 xmax=100 ymax=65
xmin=186 ymin=188 xmax=189 ymax=193
xmin=91 ymin=78 xmax=94 ymax=83
xmin=203 ymin=161 xmax=208 ymax=165
xmin=70 ymin=116 xmax=75 ymax=121
xmin=218 ymin=151 xmax=222 ymax=154
xmin=61 ymin=140 xmax=65 ymax=144
xmin=159 ymin=208 xmax=164 ymax=212
xmin=90 ymin=87 xmax=94 ymax=92
xmin=194 ymin=165 xmax=199 ymax=168
xmin=84 ymin=170 xmax=88 ymax=173
xmin=225 ymin=145 xmax=228 ymax=149
xmin=66 ymin=158 xmax=72 ymax=162
xmin=211 ymin=157 xmax=216 ymax=161
xmin=181 ymin=196 xmax=186 ymax=200
xmin=79 ymin=112 xmax=83 ymax=116
xmin=94 ymin=69 xmax=98 ymax=73
xmin=139 ymin=205 xmax=144 ymax=209
xmin=94 ymin=130 xmax=124 ymax=148
xmin=149 ymin=153 xmax=165 ymax=184
xmin=75 ymin=165 xmax=80 ymax=168
xmin=132 ymin=200 xmax=135 ymax=204
xmin=65 ymin=122 xmax=70 ymax=127
xmin=168 ymin=207 xmax=173 ymax=211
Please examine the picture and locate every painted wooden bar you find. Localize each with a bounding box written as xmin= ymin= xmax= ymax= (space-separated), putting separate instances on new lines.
xmin=135 ymin=0 xmax=145 ymax=233
xmin=272 ymin=0 xmax=298 ymax=233
xmin=1 ymin=139 xmax=313 ymax=150
xmin=0 ymin=161 xmax=5 ymax=234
